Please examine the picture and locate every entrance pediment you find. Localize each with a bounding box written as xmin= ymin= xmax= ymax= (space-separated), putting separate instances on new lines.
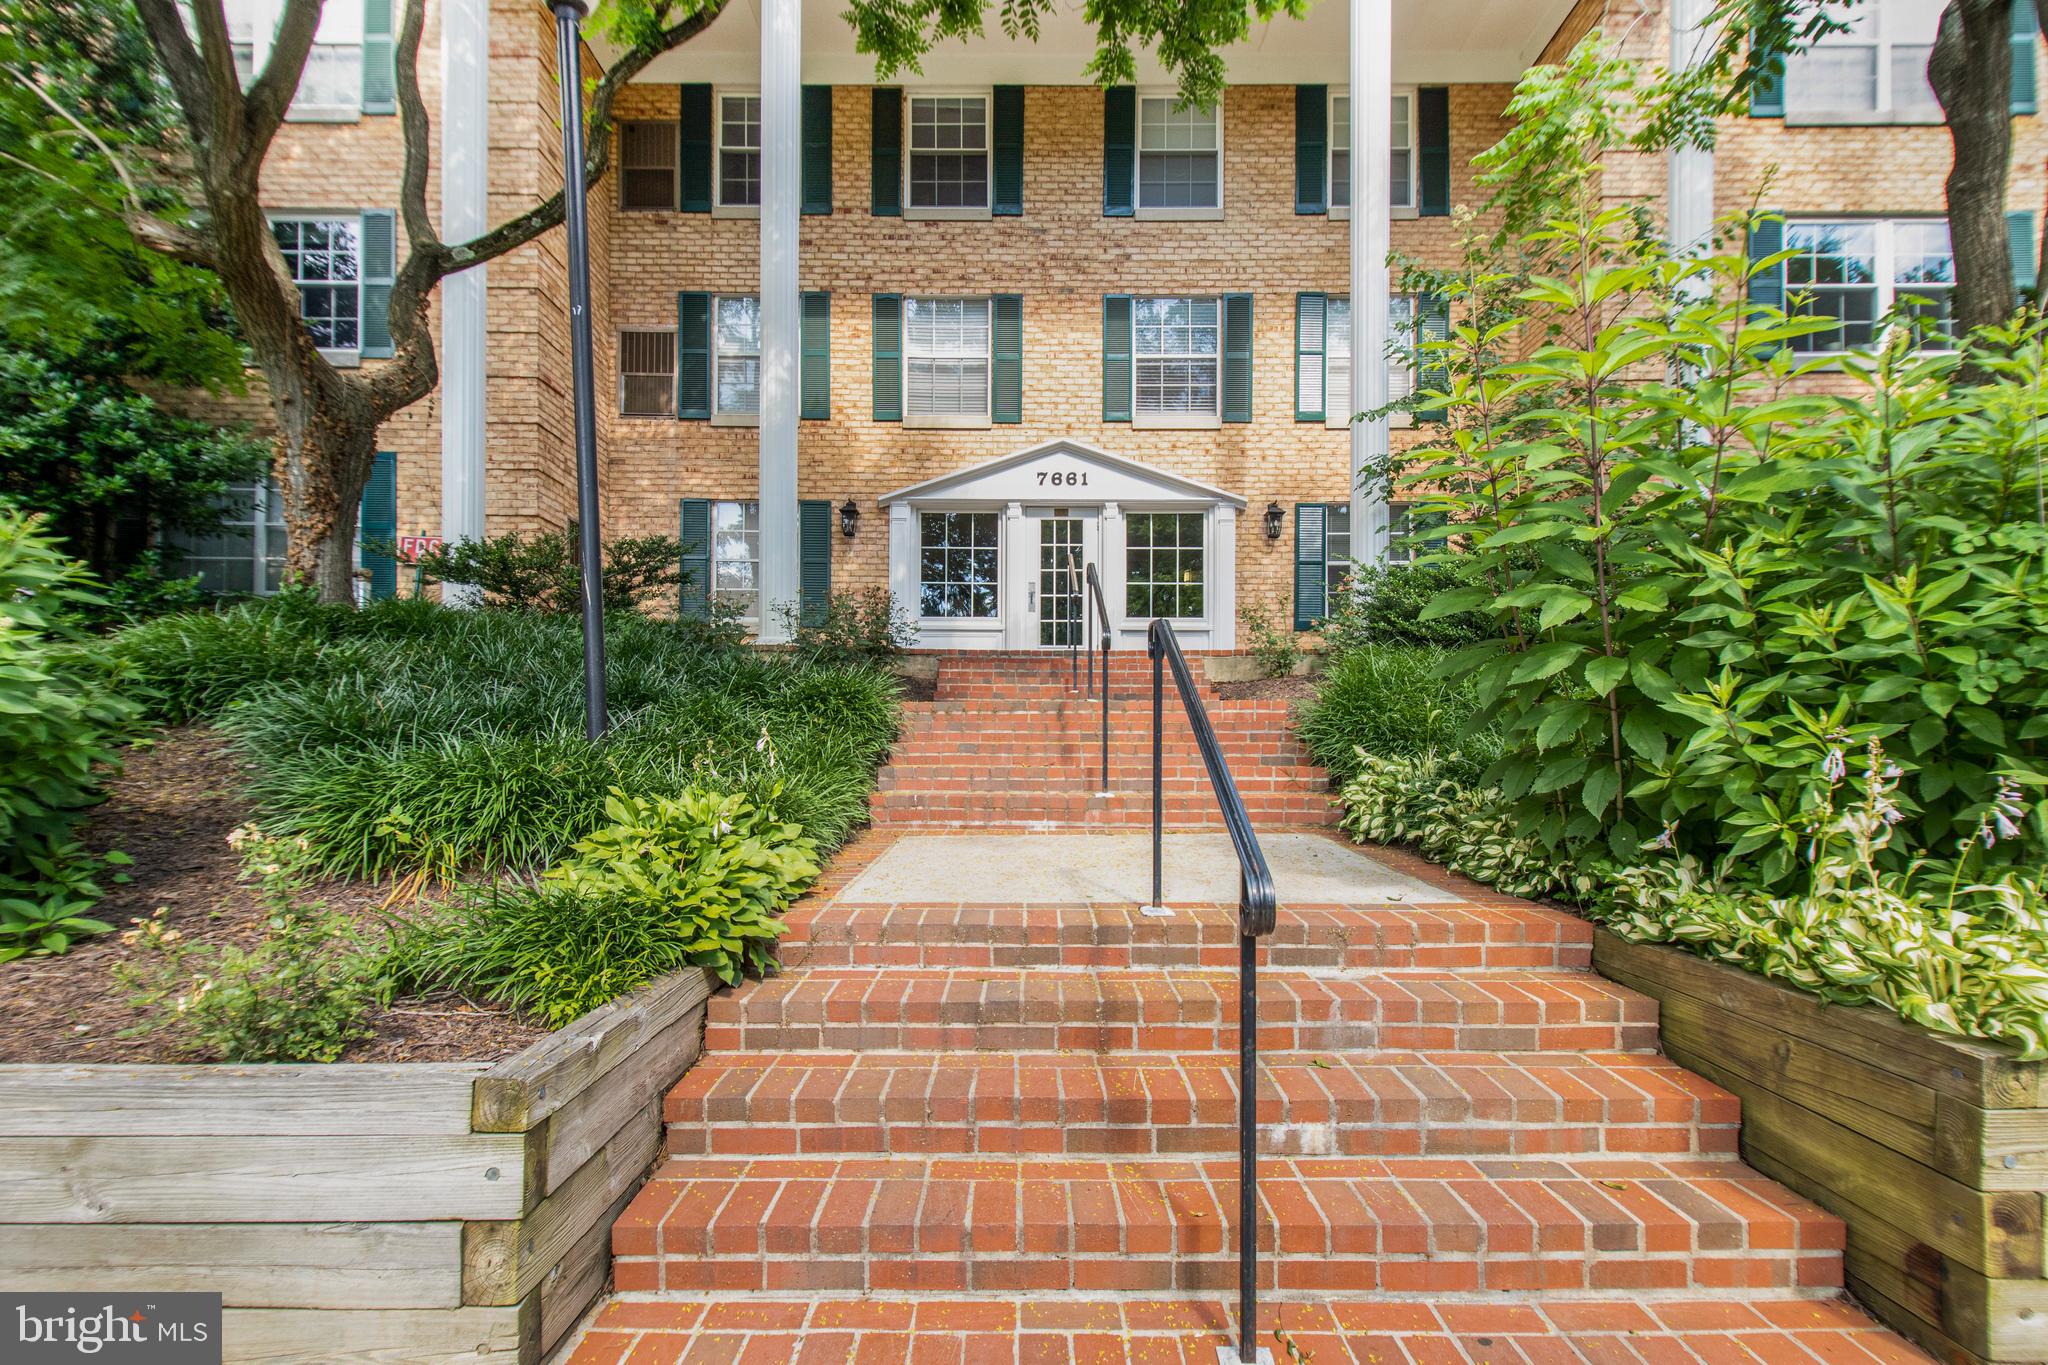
xmin=876 ymin=439 xmax=1246 ymax=509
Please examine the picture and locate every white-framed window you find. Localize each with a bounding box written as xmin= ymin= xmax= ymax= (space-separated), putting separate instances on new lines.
xmin=1133 ymin=296 xmax=1221 ymax=425
xmin=1324 ymin=503 xmax=1354 ymax=600
xmin=717 ymin=92 xmax=761 ymax=209
xmin=620 ymin=121 xmax=679 ymax=211
xmin=714 ymin=295 xmax=762 ymax=419
xmin=1137 ymin=96 xmax=1221 ymax=214
xmin=1386 ymin=501 xmax=1446 ymax=566
xmin=1784 ymin=0 xmax=1941 ymax=121
xmin=918 ymin=511 xmax=1001 ymax=619
xmin=166 ymin=479 xmax=288 ymax=596
xmin=1783 ymin=218 xmax=1954 ymax=353
xmin=618 ymin=330 xmax=675 ymax=417
xmin=906 ymin=94 xmax=990 ymax=212
xmin=272 ymin=217 xmax=362 ymax=352
xmin=1324 ymin=295 xmax=1418 ymax=428
xmin=711 ymin=500 xmax=762 ymax=617
xmin=903 ymin=297 xmax=992 ymax=425
xmin=224 ymin=0 xmax=365 ymax=120
xmin=1329 ymin=90 xmax=1416 ymax=214
xmin=1125 ymin=512 xmax=1206 ymax=620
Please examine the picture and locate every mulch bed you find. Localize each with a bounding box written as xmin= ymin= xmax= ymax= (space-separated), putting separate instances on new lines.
xmin=1213 ymin=674 xmax=1319 ymax=702
xmin=0 ymin=727 xmax=550 ymax=1066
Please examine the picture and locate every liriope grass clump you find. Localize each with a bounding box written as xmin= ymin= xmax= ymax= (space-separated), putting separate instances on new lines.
xmin=1296 ymin=643 xmax=1500 ymax=785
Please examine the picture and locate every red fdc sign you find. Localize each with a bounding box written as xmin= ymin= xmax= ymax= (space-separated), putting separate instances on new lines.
xmin=398 ymin=535 xmax=444 ymax=562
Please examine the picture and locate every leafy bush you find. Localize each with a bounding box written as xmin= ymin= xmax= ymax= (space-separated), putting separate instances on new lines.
xmin=410 ymin=530 xmax=692 ymax=615
xmin=1319 ymin=561 xmax=1495 ymax=652
xmin=0 ymin=510 xmax=139 ymax=957
xmin=101 ymin=591 xmax=355 ymax=724
xmin=1297 ymin=644 xmax=1499 ymax=784
xmin=782 ymin=587 xmax=917 ymax=664
xmin=119 ymin=825 xmax=382 ymax=1061
xmin=1338 ymin=750 xmax=1593 ymax=901
xmin=1398 ymin=208 xmax=2048 ymax=890
xmin=1238 ymin=604 xmax=1301 ymax=679
xmin=389 ymin=787 xmax=817 ymax=1025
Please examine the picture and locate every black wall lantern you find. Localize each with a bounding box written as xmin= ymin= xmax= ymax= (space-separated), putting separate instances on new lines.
xmin=1264 ymin=502 xmax=1286 ymax=541
xmin=839 ymin=498 xmax=861 ymax=539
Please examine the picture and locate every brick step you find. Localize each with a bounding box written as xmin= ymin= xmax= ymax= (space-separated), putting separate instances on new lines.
xmin=867 ymin=790 xmax=1342 ymax=827
xmin=665 ymin=1050 xmax=1741 ymax=1159
xmin=567 ymin=1295 xmax=1907 ymax=1365
xmin=702 ymin=968 xmax=1659 ymax=1054
xmin=779 ymin=903 xmax=1592 ymax=972
xmin=874 ymin=769 xmax=1332 ymax=795
xmin=612 ymin=1155 xmax=1844 ymax=1295
xmin=879 ymin=752 xmax=1320 ymax=775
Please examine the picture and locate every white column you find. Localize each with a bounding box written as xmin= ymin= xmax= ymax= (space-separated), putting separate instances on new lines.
xmin=887 ymin=504 xmax=917 ymax=631
xmin=755 ymin=0 xmax=803 ymax=641
xmin=440 ymin=0 xmax=490 ymax=585
xmin=1098 ymin=501 xmax=1127 ymax=643
xmin=1668 ymin=0 xmax=1717 ymax=287
xmin=1212 ymin=506 xmax=1239 ymax=648
xmin=1349 ymin=0 xmax=1394 ymax=565
xmin=1003 ymin=501 xmax=1029 ymax=648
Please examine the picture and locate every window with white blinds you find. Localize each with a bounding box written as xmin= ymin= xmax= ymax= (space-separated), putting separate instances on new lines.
xmin=904 ymin=297 xmax=992 ymax=420
xmin=1324 ymin=295 xmax=1418 ymax=427
xmin=1784 ymin=0 xmax=1941 ymax=119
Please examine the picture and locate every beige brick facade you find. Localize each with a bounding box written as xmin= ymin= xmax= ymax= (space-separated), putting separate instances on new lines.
xmin=214 ymin=0 xmax=2046 ymax=631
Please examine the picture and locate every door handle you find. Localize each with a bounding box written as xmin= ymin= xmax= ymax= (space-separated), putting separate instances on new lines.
xmin=1027 ymin=586 xmax=1037 ymax=609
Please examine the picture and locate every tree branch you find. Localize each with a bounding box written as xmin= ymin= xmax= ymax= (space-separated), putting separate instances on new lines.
xmin=9 ymin=69 xmax=147 ymax=215
xmin=131 ymin=0 xmax=216 ymax=150
xmin=241 ymin=0 xmax=324 ymax=171
xmin=126 ymin=211 xmax=217 ymax=268
xmin=393 ymin=0 xmax=438 ymax=258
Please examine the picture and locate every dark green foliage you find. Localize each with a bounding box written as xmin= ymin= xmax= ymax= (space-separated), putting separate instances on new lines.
xmin=409 ymin=530 xmax=693 ymax=615
xmin=0 ymin=344 xmax=268 ymax=585
xmin=105 ymin=598 xmax=901 ymax=875
xmin=0 ymin=511 xmax=141 ymax=960
xmin=1238 ymin=604 xmax=1301 ymax=679
xmin=1319 ymin=561 xmax=1495 ymax=651
xmin=784 ymin=587 xmax=917 ymax=664
xmin=1297 ymin=644 xmax=1499 ymax=785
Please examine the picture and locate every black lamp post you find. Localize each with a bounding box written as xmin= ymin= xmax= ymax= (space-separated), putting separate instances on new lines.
xmin=550 ymin=0 xmax=607 ymax=739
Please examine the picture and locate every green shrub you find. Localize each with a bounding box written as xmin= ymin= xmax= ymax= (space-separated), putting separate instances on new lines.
xmin=0 ymin=510 xmax=139 ymax=957
xmin=1319 ymin=561 xmax=1495 ymax=652
xmin=782 ymin=587 xmax=917 ymax=664
xmin=101 ymin=592 xmax=354 ymax=724
xmin=1238 ymin=604 xmax=1301 ymax=679
xmin=390 ymin=787 xmax=818 ymax=1025
xmin=1297 ymin=644 xmax=1499 ymax=784
xmin=409 ymin=530 xmax=692 ymax=615
xmin=119 ymin=825 xmax=382 ymax=1061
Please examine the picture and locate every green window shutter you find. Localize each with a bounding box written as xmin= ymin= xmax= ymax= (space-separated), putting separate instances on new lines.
xmin=2015 ymin=3 xmax=2040 ymax=115
xmin=799 ymin=499 xmax=832 ymax=627
xmin=1295 ymin=292 xmax=1326 ymax=421
xmin=1102 ymin=295 xmax=1133 ymax=422
xmin=1414 ymin=292 xmax=1452 ymax=424
xmin=1295 ymin=85 xmax=1327 ymax=215
xmin=678 ymin=498 xmax=711 ymax=618
xmin=359 ymin=451 xmax=398 ymax=601
xmin=992 ymin=86 xmax=1025 ymax=216
xmin=871 ymin=293 xmax=902 ymax=421
xmin=992 ymin=294 xmax=1023 ymax=424
xmin=359 ymin=209 xmax=396 ymax=358
xmin=1750 ymin=51 xmax=1786 ymax=118
xmin=1418 ymin=87 xmax=1451 ymax=218
xmin=1103 ymin=87 xmax=1136 ymax=217
xmin=871 ymin=88 xmax=903 ymax=217
xmin=679 ymin=84 xmax=713 ymax=212
xmin=1293 ymin=503 xmax=1326 ymax=631
xmin=677 ymin=291 xmax=712 ymax=419
xmin=802 ymin=86 xmax=834 ymax=215
xmin=1747 ymin=212 xmax=1786 ymax=312
xmin=2011 ymin=211 xmax=2040 ymax=295
xmin=800 ymin=291 xmax=832 ymax=420
xmin=1222 ymin=293 xmax=1254 ymax=424
xmin=361 ymin=0 xmax=395 ymax=114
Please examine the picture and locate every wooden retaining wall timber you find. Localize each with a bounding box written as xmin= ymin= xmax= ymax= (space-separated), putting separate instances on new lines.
xmin=0 ymin=967 xmax=713 ymax=1365
xmin=1594 ymin=929 xmax=2048 ymax=1365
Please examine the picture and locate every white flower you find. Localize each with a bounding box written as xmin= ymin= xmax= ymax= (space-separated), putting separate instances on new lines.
xmin=1821 ymin=748 xmax=1848 ymax=785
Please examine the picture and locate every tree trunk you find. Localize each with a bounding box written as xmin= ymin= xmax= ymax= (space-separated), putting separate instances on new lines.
xmin=252 ymin=329 xmax=385 ymax=604
xmin=1932 ymin=0 xmax=2018 ymax=340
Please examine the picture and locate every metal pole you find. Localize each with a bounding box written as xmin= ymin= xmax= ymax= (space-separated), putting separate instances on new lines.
xmin=551 ymin=0 xmax=607 ymax=740
xmin=1151 ymin=638 xmax=1163 ymax=910
xmin=1239 ymin=919 xmax=1258 ymax=1364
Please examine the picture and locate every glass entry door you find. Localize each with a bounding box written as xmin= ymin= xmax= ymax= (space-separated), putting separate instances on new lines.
xmin=1023 ymin=508 xmax=1097 ymax=649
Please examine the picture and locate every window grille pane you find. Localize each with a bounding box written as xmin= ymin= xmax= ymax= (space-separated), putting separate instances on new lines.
xmin=720 ymin=95 xmax=761 ymax=206
xmin=296 ymin=44 xmax=362 ymax=108
xmin=1124 ymin=510 xmax=1206 ymax=618
xmin=1785 ymin=222 xmax=1879 ymax=353
xmin=711 ymin=500 xmax=761 ymax=613
xmin=904 ymin=299 xmax=991 ymax=417
xmin=1138 ymin=98 xmax=1219 ymax=209
xmin=1889 ymin=44 xmax=1938 ymax=112
xmin=907 ymin=97 xmax=989 ymax=209
xmin=273 ymin=217 xmax=362 ymax=350
xmin=1788 ymin=45 xmax=1879 ymax=112
xmin=618 ymin=331 xmax=676 ymax=416
xmin=714 ymin=297 xmax=762 ymax=414
xmin=917 ymin=511 xmax=1001 ymax=617
xmin=1133 ymin=297 xmax=1220 ymax=416
xmin=621 ymin=122 xmax=678 ymax=209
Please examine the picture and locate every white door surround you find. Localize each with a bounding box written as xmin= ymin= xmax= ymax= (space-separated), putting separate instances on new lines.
xmin=879 ymin=439 xmax=1245 ymax=651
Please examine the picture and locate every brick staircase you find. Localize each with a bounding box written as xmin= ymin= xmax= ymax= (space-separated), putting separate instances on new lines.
xmin=868 ymin=651 xmax=1340 ymax=829
xmin=569 ymin=651 xmax=1919 ymax=1364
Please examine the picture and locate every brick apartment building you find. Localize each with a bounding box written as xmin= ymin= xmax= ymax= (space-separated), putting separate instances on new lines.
xmin=182 ymin=0 xmax=2048 ymax=646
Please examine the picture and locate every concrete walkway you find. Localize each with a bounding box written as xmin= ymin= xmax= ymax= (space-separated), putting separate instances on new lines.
xmin=834 ymin=831 xmax=1438 ymax=905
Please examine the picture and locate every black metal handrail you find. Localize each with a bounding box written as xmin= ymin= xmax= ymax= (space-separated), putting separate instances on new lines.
xmin=1147 ymin=618 xmax=1276 ymax=1365
xmin=1083 ymin=563 xmax=1111 ymax=789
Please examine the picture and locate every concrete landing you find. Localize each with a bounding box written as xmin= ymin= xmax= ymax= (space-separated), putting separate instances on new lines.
xmin=835 ymin=832 xmax=1439 ymax=905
